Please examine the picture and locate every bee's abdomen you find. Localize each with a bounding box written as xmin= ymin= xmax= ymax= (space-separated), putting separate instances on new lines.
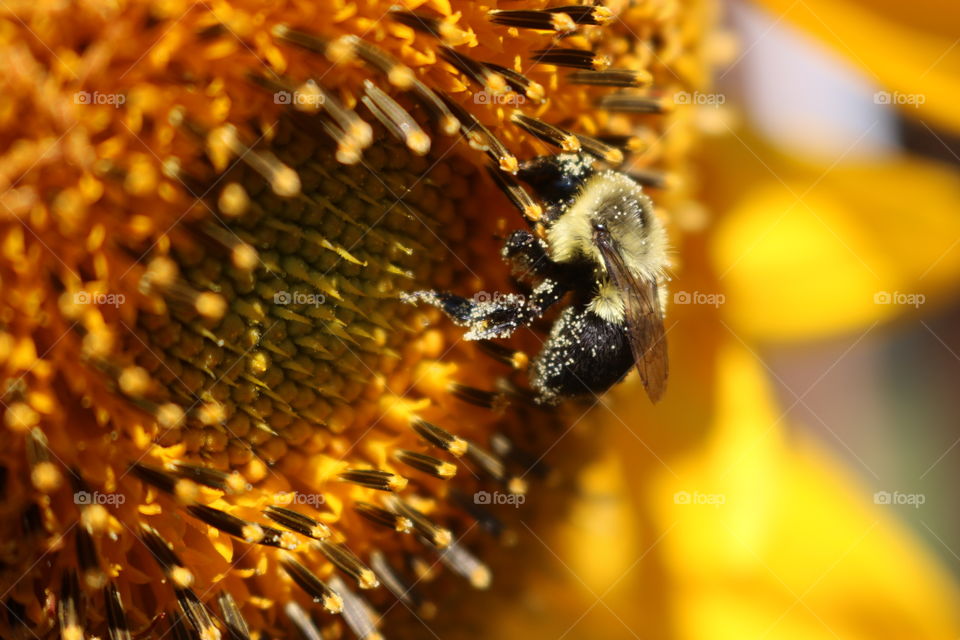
xmin=531 ymin=306 xmax=634 ymax=403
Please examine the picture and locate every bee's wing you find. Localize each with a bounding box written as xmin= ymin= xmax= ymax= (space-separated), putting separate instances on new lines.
xmin=595 ymin=232 xmax=669 ymax=402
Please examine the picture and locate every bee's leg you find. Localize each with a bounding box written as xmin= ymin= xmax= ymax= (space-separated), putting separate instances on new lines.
xmin=402 ymin=278 xmax=567 ymax=341
xmin=461 ymin=277 xmax=568 ymax=340
xmin=502 ymin=230 xmax=553 ymax=279
xmin=399 ymin=290 xmax=483 ymax=326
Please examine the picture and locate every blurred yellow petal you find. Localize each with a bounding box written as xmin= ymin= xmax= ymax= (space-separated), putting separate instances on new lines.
xmin=753 ymin=0 xmax=960 ymax=135
xmin=630 ymin=337 xmax=960 ymax=639
xmin=702 ymin=133 xmax=960 ymax=341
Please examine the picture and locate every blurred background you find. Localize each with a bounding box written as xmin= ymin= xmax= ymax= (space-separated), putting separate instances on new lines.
xmin=720 ymin=0 xmax=960 ymax=578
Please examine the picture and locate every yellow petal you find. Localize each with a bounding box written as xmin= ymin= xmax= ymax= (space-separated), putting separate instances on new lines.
xmin=753 ymin=0 xmax=960 ymax=135
xmin=703 ymin=133 xmax=960 ymax=341
xmin=623 ymin=336 xmax=960 ymax=639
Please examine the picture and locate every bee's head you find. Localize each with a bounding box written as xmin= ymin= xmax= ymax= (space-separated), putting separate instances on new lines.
xmin=516 ymin=153 xmax=596 ymax=215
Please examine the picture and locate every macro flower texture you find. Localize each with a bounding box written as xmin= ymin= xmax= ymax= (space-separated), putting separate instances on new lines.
xmin=2 ymin=0 xmax=960 ymax=638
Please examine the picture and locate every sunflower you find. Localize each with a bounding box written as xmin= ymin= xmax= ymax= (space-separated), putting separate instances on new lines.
xmin=0 ymin=0 xmax=716 ymax=637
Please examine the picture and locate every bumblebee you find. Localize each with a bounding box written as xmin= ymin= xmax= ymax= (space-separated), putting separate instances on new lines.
xmin=404 ymin=153 xmax=669 ymax=404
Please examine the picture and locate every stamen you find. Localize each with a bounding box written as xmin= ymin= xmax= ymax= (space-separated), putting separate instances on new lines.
xmin=26 ymin=428 xmax=61 ymax=493
xmin=176 ymin=588 xmax=222 ymax=640
xmin=285 ymin=602 xmax=324 ymax=640
xmin=486 ymin=164 xmax=543 ymax=222
xmin=568 ymin=68 xmax=652 ymax=87
xmin=411 ymin=418 xmax=468 ymax=457
xmin=353 ymin=37 xmax=418 ymax=89
xmin=247 ymin=73 xmax=323 ymax=114
xmin=315 ymin=539 xmax=380 ymax=589
xmin=275 ymin=24 xmax=457 ymax=134
xmin=598 ymin=133 xmax=656 ymax=154
xmin=174 ymin=463 xmax=248 ymax=493
xmin=385 ymin=496 xmax=452 ymax=548
xmin=130 ymin=463 xmax=180 ymax=495
xmin=76 ymin=526 xmax=106 ymax=589
xmin=440 ymin=47 xmax=507 ymax=94
xmin=139 ymin=255 xmax=179 ymax=292
xmin=393 ymin=449 xmax=458 ymax=479
xmin=628 ymin=168 xmax=675 ymax=189
xmin=354 ymin=501 xmax=413 ymax=533
xmin=369 ymin=550 xmax=433 ymax=616
xmin=409 ymin=78 xmax=461 ymax=135
xmin=477 ymin=340 xmax=530 ymax=369
xmin=509 ymin=112 xmax=581 ymax=152
xmin=140 ymin=526 xmax=195 ymax=589
xmin=264 ymin=505 xmax=332 ymax=539
xmin=319 ymin=119 xmax=364 ymax=165
xmin=207 ymin=125 xmax=302 ymax=197
xmin=482 ymin=63 xmax=546 ymax=102
xmin=104 ymin=583 xmax=132 ymax=640
xmin=199 ymin=223 xmax=259 ymax=271
xmin=574 ymin=132 xmax=625 ymax=165
xmin=531 ymin=48 xmax=611 ymax=70
xmin=389 ymin=9 xmax=469 ymax=44
xmin=449 ymin=383 xmax=507 ymax=410
xmin=280 ymin=554 xmax=344 ymax=613
xmin=545 ymin=5 xmax=614 ymax=25
xmin=316 ymin=88 xmax=374 ymax=150
xmin=329 ymin=576 xmax=384 ymax=640
xmin=186 ymin=504 xmax=296 ymax=548
xmin=58 ymin=570 xmax=83 ymax=640
xmin=488 ymin=9 xmax=577 ymax=34
xmin=438 ymin=540 xmax=492 ymax=589
xmin=162 ymin=279 xmax=227 ymax=320
xmin=271 ymin=24 xmax=329 ymax=55
xmin=361 ymin=80 xmax=431 ymax=155
xmin=338 ymin=469 xmax=408 ymax=492
xmin=217 ymin=591 xmax=251 ymax=640
xmin=465 ymin=440 xmax=527 ymax=495
xmin=169 ymin=610 xmax=194 ymax=640
xmin=597 ymin=93 xmax=668 ymax=114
